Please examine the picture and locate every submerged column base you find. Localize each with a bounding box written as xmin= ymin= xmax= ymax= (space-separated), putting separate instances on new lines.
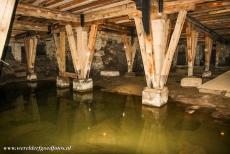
xmin=142 ymin=87 xmax=168 ymax=107
xmin=181 ymin=77 xmax=202 ymax=87
xmin=73 ymin=78 xmax=93 ymax=92
xmin=56 ymin=76 xmax=70 ymax=88
xmin=202 ymin=71 xmax=212 ymax=78
xmin=27 ymin=73 xmax=37 ymax=81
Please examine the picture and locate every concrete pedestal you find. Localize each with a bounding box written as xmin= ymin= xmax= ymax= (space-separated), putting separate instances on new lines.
xmin=73 ymin=78 xmax=93 ymax=92
xmin=100 ymin=70 xmax=120 ymax=77
xmin=181 ymin=77 xmax=202 ymax=87
xmin=124 ymin=72 xmax=136 ymax=77
xmin=56 ymin=76 xmax=70 ymax=88
xmin=27 ymin=74 xmax=37 ymax=81
xmin=202 ymin=71 xmax=212 ymax=78
xmin=142 ymin=87 xmax=168 ymax=107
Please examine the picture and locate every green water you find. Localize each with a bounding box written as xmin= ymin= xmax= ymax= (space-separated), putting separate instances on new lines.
xmin=0 ymin=81 xmax=230 ymax=154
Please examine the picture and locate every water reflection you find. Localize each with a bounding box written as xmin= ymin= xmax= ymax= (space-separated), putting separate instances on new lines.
xmin=0 ymin=82 xmax=229 ymax=154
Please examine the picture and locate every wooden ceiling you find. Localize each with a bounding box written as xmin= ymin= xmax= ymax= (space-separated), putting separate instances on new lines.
xmin=12 ymin=0 xmax=230 ymax=42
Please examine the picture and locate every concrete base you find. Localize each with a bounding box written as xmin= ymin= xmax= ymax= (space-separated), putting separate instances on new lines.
xmin=73 ymin=78 xmax=93 ymax=92
xmin=100 ymin=70 xmax=120 ymax=77
xmin=142 ymin=87 xmax=168 ymax=107
xmin=124 ymin=72 xmax=136 ymax=77
xmin=27 ymin=74 xmax=37 ymax=81
xmin=56 ymin=76 xmax=70 ymax=88
xmin=202 ymin=71 xmax=212 ymax=78
xmin=181 ymin=77 xmax=202 ymax=87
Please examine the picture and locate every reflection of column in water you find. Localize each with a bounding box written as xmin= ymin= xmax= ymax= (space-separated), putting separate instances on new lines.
xmin=13 ymin=95 xmax=25 ymax=120
xmin=27 ymin=86 xmax=40 ymax=122
xmin=56 ymin=97 xmax=72 ymax=143
xmin=137 ymin=106 xmax=168 ymax=154
xmin=74 ymin=92 xmax=96 ymax=126
xmin=29 ymin=92 xmax=40 ymax=121
xmin=57 ymin=88 xmax=69 ymax=98
xmin=71 ymin=93 xmax=96 ymax=144
xmin=119 ymin=95 xmax=143 ymax=150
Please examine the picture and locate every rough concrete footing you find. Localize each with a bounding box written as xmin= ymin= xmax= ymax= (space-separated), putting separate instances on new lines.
xmin=56 ymin=76 xmax=70 ymax=88
xmin=100 ymin=70 xmax=120 ymax=77
xmin=27 ymin=74 xmax=37 ymax=81
xmin=124 ymin=72 xmax=136 ymax=77
xmin=202 ymin=71 xmax=212 ymax=78
xmin=181 ymin=77 xmax=202 ymax=87
xmin=142 ymin=87 xmax=168 ymax=107
xmin=73 ymin=78 xmax=93 ymax=92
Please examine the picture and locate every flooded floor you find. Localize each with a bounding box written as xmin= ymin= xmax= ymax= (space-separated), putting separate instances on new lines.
xmin=0 ymin=81 xmax=230 ymax=154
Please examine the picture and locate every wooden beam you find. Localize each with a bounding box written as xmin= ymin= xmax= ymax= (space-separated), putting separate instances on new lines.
xmin=65 ymin=24 xmax=79 ymax=73
xmin=122 ymin=35 xmax=137 ymax=73
xmin=133 ymin=15 xmax=154 ymax=88
xmin=160 ymin=10 xmax=187 ymax=87
xmin=186 ymin=22 xmax=198 ymax=76
xmin=24 ymin=36 xmax=37 ymax=74
xmin=215 ymin=42 xmax=221 ymax=67
xmin=16 ymin=3 xmax=80 ymax=23
xmin=186 ymin=15 xmax=227 ymax=43
xmin=151 ymin=18 xmax=170 ymax=88
xmin=0 ymin=0 xmax=16 ymax=59
xmin=204 ymin=35 xmax=213 ymax=72
xmin=84 ymin=24 xmax=98 ymax=79
xmin=53 ymin=31 xmax=66 ymax=73
xmin=13 ymin=20 xmax=48 ymax=32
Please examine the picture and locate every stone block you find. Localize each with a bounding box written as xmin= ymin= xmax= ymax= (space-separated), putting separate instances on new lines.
xmin=100 ymin=70 xmax=120 ymax=77
xmin=56 ymin=76 xmax=70 ymax=88
xmin=181 ymin=77 xmax=202 ymax=87
xmin=73 ymin=78 xmax=93 ymax=92
xmin=142 ymin=87 xmax=168 ymax=107
xmin=202 ymin=71 xmax=212 ymax=78
xmin=27 ymin=74 xmax=37 ymax=81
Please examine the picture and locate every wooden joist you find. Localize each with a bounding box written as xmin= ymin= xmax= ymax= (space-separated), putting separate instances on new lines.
xmin=0 ymin=0 xmax=16 ymax=59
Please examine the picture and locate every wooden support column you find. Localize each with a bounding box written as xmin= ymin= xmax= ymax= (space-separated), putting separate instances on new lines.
xmin=215 ymin=42 xmax=221 ymax=67
xmin=122 ymin=35 xmax=137 ymax=73
xmin=24 ymin=36 xmax=37 ymax=79
xmin=160 ymin=10 xmax=187 ymax=87
xmin=186 ymin=22 xmax=198 ymax=77
xmin=0 ymin=0 xmax=16 ymax=59
xmin=65 ymin=24 xmax=98 ymax=80
xmin=204 ymin=35 xmax=213 ymax=72
xmin=133 ymin=15 xmax=155 ymax=88
xmin=151 ymin=17 xmax=170 ymax=88
xmin=53 ymin=31 xmax=66 ymax=74
xmin=65 ymin=24 xmax=80 ymax=74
